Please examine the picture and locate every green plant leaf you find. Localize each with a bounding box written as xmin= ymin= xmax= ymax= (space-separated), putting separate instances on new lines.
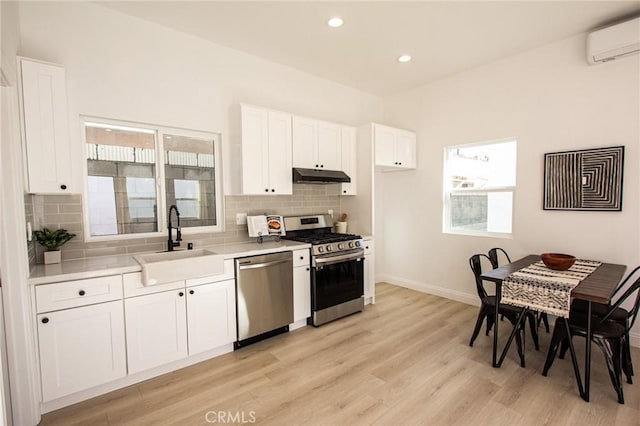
xmin=33 ymin=227 xmax=76 ymax=251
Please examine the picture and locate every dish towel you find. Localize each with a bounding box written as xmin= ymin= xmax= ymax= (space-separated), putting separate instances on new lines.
xmin=501 ymin=260 xmax=602 ymax=318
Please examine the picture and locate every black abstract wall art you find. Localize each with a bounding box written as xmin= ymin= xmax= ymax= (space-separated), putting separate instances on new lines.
xmin=543 ymin=146 xmax=624 ymax=211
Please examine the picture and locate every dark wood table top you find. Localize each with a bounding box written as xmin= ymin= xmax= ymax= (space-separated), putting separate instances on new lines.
xmin=481 ymin=254 xmax=627 ymax=304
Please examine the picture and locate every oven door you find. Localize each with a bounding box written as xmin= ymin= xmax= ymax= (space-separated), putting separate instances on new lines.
xmin=312 ymin=254 xmax=364 ymax=311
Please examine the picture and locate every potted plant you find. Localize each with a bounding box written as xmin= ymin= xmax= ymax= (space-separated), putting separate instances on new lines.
xmin=33 ymin=227 xmax=76 ymax=264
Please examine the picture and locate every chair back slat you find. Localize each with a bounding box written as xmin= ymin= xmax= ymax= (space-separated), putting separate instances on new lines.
xmin=612 ymin=265 xmax=640 ymax=299
xmin=469 ymin=254 xmax=493 ymax=300
xmin=488 ymin=247 xmax=511 ymax=269
xmin=601 ymin=266 xmax=640 ymax=331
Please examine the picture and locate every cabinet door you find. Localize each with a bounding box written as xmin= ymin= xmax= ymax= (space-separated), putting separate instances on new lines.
xmin=293 ymin=266 xmax=311 ymax=322
xmin=374 ymin=125 xmax=397 ymax=167
xmin=125 ymin=290 xmax=188 ymax=374
xmin=267 ymin=110 xmax=293 ymax=194
xmin=340 ymin=126 xmax=357 ymax=195
xmin=37 ymin=300 xmax=126 ymax=401
xmin=186 ymin=279 xmax=236 ymax=355
xmin=292 ymin=116 xmax=317 ymax=169
xmin=395 ymin=131 xmax=417 ymax=169
xmin=241 ymin=105 xmax=270 ymax=195
xmin=364 ymin=240 xmax=375 ymax=305
xmin=317 ymin=121 xmax=342 ymax=171
xmin=20 ymin=59 xmax=72 ymax=194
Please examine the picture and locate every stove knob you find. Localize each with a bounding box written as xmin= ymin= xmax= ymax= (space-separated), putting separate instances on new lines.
xmin=338 ymin=243 xmax=344 ymax=250
xmin=318 ymin=246 xmax=324 ymax=253
xmin=355 ymin=241 xmax=361 ymax=248
xmin=326 ymin=245 xmax=333 ymax=252
xmin=348 ymin=242 xmax=354 ymax=248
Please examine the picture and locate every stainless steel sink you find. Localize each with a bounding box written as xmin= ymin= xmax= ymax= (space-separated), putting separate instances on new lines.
xmin=134 ymin=249 xmax=225 ymax=286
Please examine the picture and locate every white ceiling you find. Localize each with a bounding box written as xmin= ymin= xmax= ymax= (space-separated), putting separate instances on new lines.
xmin=99 ymin=1 xmax=640 ymax=97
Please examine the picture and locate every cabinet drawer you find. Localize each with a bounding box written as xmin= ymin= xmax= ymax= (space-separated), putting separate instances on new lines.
xmin=123 ymin=273 xmax=184 ymax=298
xmin=364 ymin=239 xmax=374 ymax=254
xmin=35 ymin=275 xmax=123 ymax=313
xmin=293 ymin=249 xmax=310 ymax=268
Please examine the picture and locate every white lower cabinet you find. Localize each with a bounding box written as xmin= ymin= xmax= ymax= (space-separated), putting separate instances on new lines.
xmin=125 ymin=289 xmax=188 ymax=374
xmin=293 ymin=264 xmax=311 ymax=323
xmin=186 ymin=279 xmax=236 ymax=355
xmin=364 ymin=239 xmax=375 ymax=304
xmin=124 ymin=267 xmax=237 ymax=374
xmin=37 ymin=300 xmax=126 ymax=401
xmin=292 ymin=249 xmax=311 ymax=323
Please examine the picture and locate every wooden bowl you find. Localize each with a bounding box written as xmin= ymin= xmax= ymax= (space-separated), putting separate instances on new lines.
xmin=541 ymin=253 xmax=576 ymax=271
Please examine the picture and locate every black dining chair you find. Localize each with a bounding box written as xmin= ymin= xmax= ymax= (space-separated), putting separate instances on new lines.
xmin=566 ymin=265 xmax=640 ymax=384
xmin=542 ymin=273 xmax=640 ymax=404
xmin=488 ymin=247 xmax=550 ymax=333
xmin=468 ymin=254 xmax=540 ymax=367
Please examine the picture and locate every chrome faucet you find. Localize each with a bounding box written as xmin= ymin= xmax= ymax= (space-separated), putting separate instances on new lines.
xmin=167 ymin=204 xmax=182 ymax=251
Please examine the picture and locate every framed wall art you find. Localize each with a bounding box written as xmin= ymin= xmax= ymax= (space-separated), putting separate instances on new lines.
xmin=543 ymin=146 xmax=624 ymax=211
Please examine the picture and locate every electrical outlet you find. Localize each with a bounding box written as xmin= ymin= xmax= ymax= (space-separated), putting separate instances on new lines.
xmin=236 ymin=212 xmax=247 ymax=225
xmin=328 ymin=209 xmax=334 ymax=217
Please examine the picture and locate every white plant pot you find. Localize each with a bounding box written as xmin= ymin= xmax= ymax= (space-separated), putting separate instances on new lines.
xmin=44 ymin=251 xmax=61 ymax=265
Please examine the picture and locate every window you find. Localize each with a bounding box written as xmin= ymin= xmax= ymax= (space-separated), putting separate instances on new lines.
xmin=82 ymin=117 xmax=223 ymax=240
xmin=443 ymin=139 xmax=516 ymax=236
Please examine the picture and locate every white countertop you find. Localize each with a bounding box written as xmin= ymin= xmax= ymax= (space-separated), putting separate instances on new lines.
xmin=29 ymin=240 xmax=311 ymax=285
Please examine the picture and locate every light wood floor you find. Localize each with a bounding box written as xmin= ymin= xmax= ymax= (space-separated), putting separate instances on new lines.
xmin=41 ymin=283 xmax=640 ymax=425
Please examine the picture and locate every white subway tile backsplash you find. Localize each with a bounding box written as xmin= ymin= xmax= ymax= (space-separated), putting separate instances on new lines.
xmin=27 ymin=184 xmax=342 ymax=264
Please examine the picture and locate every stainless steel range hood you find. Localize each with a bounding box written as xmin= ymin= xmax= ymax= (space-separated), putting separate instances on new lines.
xmin=292 ymin=168 xmax=351 ymax=184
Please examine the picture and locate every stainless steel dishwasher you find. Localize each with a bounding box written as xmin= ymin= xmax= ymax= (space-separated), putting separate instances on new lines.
xmin=235 ymin=251 xmax=293 ymax=348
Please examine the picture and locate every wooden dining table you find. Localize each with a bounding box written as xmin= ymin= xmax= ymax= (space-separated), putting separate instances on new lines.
xmin=481 ymin=254 xmax=626 ymax=402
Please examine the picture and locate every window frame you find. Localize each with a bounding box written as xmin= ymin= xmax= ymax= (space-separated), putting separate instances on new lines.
xmin=81 ymin=116 xmax=224 ymax=242
xmin=442 ymin=138 xmax=516 ymax=238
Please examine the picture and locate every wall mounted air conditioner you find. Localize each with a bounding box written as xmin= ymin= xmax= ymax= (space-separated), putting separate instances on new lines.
xmin=587 ymin=17 xmax=640 ymax=64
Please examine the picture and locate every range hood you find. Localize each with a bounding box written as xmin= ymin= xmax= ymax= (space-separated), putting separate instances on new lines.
xmin=292 ymin=168 xmax=351 ymax=184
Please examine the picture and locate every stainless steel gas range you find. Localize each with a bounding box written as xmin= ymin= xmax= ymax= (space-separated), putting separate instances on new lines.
xmin=283 ymin=214 xmax=365 ymax=326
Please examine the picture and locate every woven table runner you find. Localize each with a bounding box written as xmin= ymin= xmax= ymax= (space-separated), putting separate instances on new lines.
xmin=502 ymin=259 xmax=602 ymax=318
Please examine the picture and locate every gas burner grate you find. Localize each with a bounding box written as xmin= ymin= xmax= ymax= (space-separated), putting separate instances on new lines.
xmin=285 ymin=232 xmax=362 ymax=245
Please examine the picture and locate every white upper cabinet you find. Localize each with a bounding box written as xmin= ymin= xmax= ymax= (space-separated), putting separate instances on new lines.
xmin=340 ymin=126 xmax=357 ymax=195
xmin=374 ymin=123 xmax=417 ymax=171
xmin=292 ymin=116 xmax=342 ymax=171
xmin=19 ymin=57 xmax=73 ymax=194
xmin=241 ymin=104 xmax=293 ymax=195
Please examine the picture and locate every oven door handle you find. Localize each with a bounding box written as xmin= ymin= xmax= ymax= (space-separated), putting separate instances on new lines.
xmin=313 ymin=252 xmax=364 ymax=268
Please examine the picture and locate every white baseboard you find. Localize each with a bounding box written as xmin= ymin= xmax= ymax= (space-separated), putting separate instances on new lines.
xmin=376 ymin=274 xmax=479 ymax=307
xmin=377 ymin=275 xmax=640 ymax=349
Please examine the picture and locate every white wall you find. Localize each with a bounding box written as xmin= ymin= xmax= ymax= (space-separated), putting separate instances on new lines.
xmin=17 ymin=1 xmax=383 ymax=196
xmin=378 ymin=34 xmax=640 ymax=336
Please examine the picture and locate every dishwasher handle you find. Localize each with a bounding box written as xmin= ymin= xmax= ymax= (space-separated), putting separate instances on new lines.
xmin=237 ymin=259 xmax=291 ymax=270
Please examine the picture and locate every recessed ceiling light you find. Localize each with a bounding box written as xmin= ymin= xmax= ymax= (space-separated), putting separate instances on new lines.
xmin=327 ymin=17 xmax=343 ymax=28
xmin=398 ymin=55 xmax=412 ymax=63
